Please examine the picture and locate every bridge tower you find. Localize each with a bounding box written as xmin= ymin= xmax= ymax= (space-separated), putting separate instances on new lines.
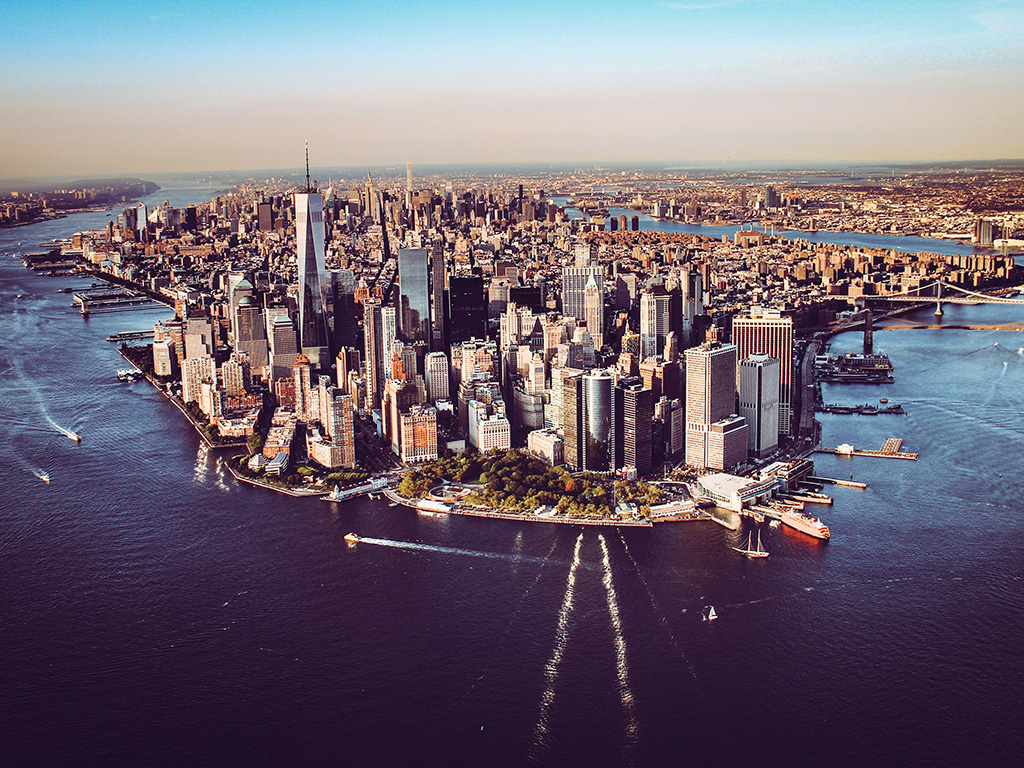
xmin=934 ymin=281 xmax=943 ymax=317
xmin=863 ymin=309 xmax=873 ymax=354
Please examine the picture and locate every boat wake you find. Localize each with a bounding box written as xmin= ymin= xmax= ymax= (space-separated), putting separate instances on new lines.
xmin=599 ymin=535 xmax=639 ymax=763
xmin=353 ymin=536 xmax=560 ymax=568
xmin=529 ymin=532 xmax=583 ymax=764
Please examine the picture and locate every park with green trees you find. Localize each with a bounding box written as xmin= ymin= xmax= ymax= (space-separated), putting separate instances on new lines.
xmin=397 ymin=449 xmax=664 ymax=520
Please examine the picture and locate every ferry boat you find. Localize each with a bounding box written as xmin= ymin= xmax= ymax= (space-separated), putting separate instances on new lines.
xmin=343 ymin=532 xmax=360 ymax=544
xmin=779 ymin=510 xmax=831 ymax=540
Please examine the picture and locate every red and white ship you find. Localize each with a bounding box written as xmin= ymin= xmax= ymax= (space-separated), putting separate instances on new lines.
xmin=779 ymin=510 xmax=831 ymax=540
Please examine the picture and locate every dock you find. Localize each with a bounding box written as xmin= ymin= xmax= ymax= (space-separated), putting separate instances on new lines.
xmin=810 ymin=475 xmax=868 ymax=489
xmin=73 ymin=288 xmax=161 ymax=315
xmin=816 ymin=437 xmax=918 ymax=461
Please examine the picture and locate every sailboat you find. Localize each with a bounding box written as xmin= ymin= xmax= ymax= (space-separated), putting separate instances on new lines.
xmin=704 ymin=606 xmax=718 ymax=622
xmin=732 ymin=529 xmax=769 ymax=558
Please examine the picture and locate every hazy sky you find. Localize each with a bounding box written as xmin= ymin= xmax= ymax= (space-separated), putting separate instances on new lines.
xmin=2 ymin=0 xmax=1022 ymax=177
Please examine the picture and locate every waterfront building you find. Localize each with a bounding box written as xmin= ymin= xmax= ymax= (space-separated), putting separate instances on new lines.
xmin=685 ymin=342 xmax=747 ymax=471
xmin=732 ymin=309 xmax=793 ymax=435
xmin=152 ymin=339 xmax=176 ymax=377
xmin=397 ymin=248 xmax=430 ymax=344
xmin=182 ymin=356 xmax=216 ymax=405
xmin=399 ymin=405 xmax=438 ymax=463
xmin=295 ymin=187 xmax=330 ymax=366
xmin=738 ymin=355 xmax=780 ymax=459
xmin=308 ymin=388 xmax=355 ymax=469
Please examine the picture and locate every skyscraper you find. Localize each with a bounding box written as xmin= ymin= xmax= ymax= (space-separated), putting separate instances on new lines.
xmin=561 ymin=264 xmax=602 ymax=324
xmin=685 ymin=342 xmax=747 ymax=470
xmin=738 ymin=355 xmax=780 ymax=458
xmin=295 ymin=149 xmax=330 ymax=366
xmin=363 ymin=298 xmax=384 ymax=413
xmin=582 ymin=370 xmax=614 ymax=472
xmin=640 ymin=287 xmax=671 ymax=361
xmin=615 ymin=379 xmax=653 ymax=477
xmin=447 ymin=275 xmax=486 ymax=344
xmin=731 ymin=310 xmax=793 ymax=435
xmin=584 ymin=273 xmax=603 ymax=350
xmin=397 ymin=248 xmax=430 ymax=344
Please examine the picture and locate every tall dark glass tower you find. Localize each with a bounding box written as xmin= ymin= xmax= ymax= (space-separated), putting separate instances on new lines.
xmin=295 ymin=147 xmax=330 ymax=366
xmin=397 ymin=248 xmax=430 ymax=344
xmin=447 ymin=275 xmax=486 ymax=344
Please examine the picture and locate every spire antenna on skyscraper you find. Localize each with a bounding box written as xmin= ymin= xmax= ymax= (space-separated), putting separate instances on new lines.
xmin=304 ymin=139 xmax=312 ymax=193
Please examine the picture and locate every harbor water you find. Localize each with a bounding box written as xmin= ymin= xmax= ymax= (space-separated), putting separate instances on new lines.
xmin=2 ymin=193 xmax=1023 ymax=766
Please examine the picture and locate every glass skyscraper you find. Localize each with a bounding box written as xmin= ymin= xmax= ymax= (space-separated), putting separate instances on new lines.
xmin=295 ymin=190 xmax=330 ymax=366
xmin=397 ymin=248 xmax=430 ymax=344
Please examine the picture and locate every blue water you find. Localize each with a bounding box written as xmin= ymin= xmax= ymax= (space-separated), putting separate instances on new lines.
xmin=2 ymin=194 xmax=1023 ymax=766
xmin=552 ymin=196 xmax=990 ymax=257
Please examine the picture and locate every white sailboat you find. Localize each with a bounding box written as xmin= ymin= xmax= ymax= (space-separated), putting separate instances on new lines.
xmin=705 ymin=605 xmax=718 ymax=621
xmin=732 ymin=529 xmax=769 ymax=558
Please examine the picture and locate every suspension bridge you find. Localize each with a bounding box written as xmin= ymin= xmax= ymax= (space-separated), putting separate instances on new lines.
xmin=858 ymin=280 xmax=1024 ymax=316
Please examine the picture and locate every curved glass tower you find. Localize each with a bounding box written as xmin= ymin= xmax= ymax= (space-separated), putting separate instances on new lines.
xmin=582 ymin=371 xmax=613 ymax=472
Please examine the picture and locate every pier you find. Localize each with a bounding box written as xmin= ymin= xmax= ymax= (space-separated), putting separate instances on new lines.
xmin=106 ymin=329 xmax=156 ymax=342
xmin=816 ymin=437 xmax=918 ymax=461
xmin=810 ymin=475 xmax=868 ymax=489
xmin=73 ymin=288 xmax=161 ymax=315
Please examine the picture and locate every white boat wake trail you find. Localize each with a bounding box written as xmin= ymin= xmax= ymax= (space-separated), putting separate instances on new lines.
xmin=528 ymin=532 xmax=583 ymax=764
xmin=600 ymin=534 xmax=639 ymax=766
xmin=355 ymin=536 xmax=559 ymax=568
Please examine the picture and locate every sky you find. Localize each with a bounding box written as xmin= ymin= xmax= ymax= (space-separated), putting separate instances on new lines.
xmin=1 ymin=0 xmax=1022 ymax=178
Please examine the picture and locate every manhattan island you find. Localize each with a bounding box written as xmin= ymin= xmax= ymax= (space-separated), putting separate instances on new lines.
xmin=32 ymin=160 xmax=1024 ymax=535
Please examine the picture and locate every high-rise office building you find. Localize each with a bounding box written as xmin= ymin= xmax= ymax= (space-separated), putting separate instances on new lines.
xmin=295 ymin=182 xmax=330 ymax=366
xmin=738 ymin=355 xmax=780 ymax=459
xmin=430 ymin=245 xmax=447 ymax=350
xmin=685 ymin=342 xmax=747 ymax=470
xmin=269 ymin=316 xmax=299 ymax=383
xmin=235 ymin=296 xmax=268 ymax=376
xmin=615 ymin=379 xmax=653 ymax=477
xmin=447 ymin=275 xmax=486 ymax=345
xmin=561 ymin=264 xmax=602 ymax=324
xmin=731 ymin=310 xmax=793 ymax=434
xmin=581 ymin=370 xmax=614 ymax=472
xmin=363 ymin=299 xmax=385 ymax=413
xmin=584 ymin=273 xmax=603 ymax=350
xmin=640 ymin=287 xmax=671 ymax=360
xmin=381 ymin=306 xmax=397 ymax=363
xmin=424 ymin=351 xmax=449 ymax=403
xmin=397 ymin=248 xmax=430 ymax=344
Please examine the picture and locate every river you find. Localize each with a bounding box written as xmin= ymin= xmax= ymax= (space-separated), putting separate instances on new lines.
xmin=1 ymin=186 xmax=1022 ymax=767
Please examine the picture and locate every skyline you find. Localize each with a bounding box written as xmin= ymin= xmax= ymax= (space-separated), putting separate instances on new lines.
xmin=2 ymin=0 xmax=1023 ymax=177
